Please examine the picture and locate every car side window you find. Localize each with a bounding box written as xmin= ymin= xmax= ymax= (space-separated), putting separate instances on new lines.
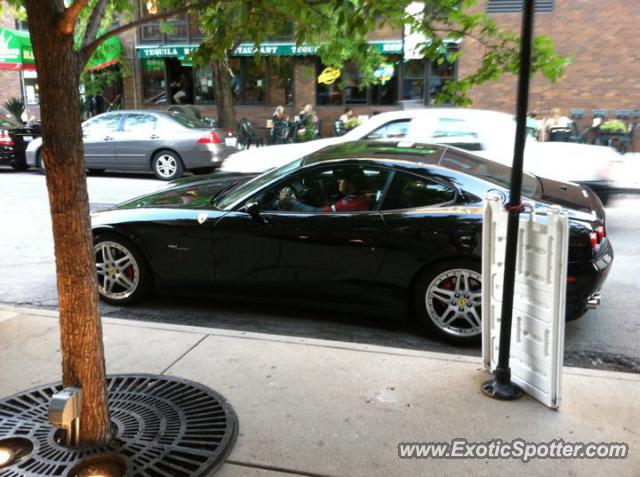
xmin=123 ymin=114 xmax=157 ymax=134
xmin=83 ymin=114 xmax=122 ymax=135
xmin=363 ymin=120 xmax=411 ymax=140
xmin=382 ymin=171 xmax=456 ymax=210
xmin=258 ymin=165 xmax=390 ymax=214
xmin=428 ymin=117 xmax=484 ymax=151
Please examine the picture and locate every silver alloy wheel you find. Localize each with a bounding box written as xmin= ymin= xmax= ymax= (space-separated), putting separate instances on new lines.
xmin=95 ymin=240 xmax=140 ymax=301
xmin=425 ymin=268 xmax=482 ymax=337
xmin=154 ymin=153 xmax=178 ymax=179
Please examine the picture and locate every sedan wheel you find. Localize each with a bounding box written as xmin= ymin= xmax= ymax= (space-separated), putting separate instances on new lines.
xmin=415 ymin=261 xmax=482 ymax=344
xmin=152 ymin=150 xmax=184 ymax=181
xmin=94 ymin=235 xmax=151 ymax=304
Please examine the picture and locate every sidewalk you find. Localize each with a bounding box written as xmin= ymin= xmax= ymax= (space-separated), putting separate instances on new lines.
xmin=0 ymin=306 xmax=638 ymax=476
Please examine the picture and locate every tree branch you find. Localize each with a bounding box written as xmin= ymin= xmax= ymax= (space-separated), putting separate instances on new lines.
xmin=81 ymin=0 xmax=217 ymax=65
xmin=60 ymin=0 xmax=89 ymax=34
xmin=82 ymin=0 xmax=109 ymax=47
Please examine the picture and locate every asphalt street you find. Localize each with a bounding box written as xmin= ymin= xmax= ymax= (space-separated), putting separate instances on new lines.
xmin=1 ymin=167 xmax=639 ymax=372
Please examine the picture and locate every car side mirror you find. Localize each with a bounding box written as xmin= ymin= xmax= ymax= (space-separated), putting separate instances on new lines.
xmin=245 ymin=201 xmax=261 ymax=219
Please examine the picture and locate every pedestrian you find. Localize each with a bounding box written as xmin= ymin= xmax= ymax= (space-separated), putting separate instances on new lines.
xmin=272 ymin=105 xmax=287 ymax=122
xmin=339 ymin=107 xmax=354 ymax=123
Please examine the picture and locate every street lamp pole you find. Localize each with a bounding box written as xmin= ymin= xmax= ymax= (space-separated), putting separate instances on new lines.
xmin=481 ymin=0 xmax=535 ymax=400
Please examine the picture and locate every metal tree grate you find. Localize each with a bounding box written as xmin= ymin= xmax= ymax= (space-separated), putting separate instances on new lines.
xmin=0 ymin=374 xmax=238 ymax=476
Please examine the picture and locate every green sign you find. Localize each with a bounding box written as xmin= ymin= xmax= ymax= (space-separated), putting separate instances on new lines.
xmin=0 ymin=27 xmax=122 ymax=71
xmin=0 ymin=27 xmax=35 ymax=70
xmin=136 ymin=40 xmax=404 ymax=59
xmin=137 ymin=45 xmax=198 ymax=59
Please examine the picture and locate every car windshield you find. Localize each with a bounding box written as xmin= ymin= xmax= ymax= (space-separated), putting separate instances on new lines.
xmin=169 ymin=113 xmax=212 ymax=129
xmin=441 ymin=149 xmax=540 ymax=196
xmin=215 ymin=158 xmax=304 ymax=210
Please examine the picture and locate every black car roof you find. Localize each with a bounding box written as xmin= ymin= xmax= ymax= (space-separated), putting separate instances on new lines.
xmin=303 ymin=141 xmax=448 ymax=168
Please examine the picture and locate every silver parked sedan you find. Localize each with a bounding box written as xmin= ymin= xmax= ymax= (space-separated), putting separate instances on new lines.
xmin=25 ymin=110 xmax=239 ymax=180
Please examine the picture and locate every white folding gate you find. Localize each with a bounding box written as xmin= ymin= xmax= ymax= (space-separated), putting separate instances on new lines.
xmin=482 ymin=194 xmax=569 ymax=409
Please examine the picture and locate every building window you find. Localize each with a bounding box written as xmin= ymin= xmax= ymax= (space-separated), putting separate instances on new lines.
xmin=22 ymin=70 xmax=39 ymax=105
xmin=139 ymin=1 xmax=201 ymax=43
xmin=402 ymin=49 xmax=458 ymax=105
xmin=141 ymin=58 xmax=166 ymax=103
xmin=486 ymin=0 xmax=554 ymax=13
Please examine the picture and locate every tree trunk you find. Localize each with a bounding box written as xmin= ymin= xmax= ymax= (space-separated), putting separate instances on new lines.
xmin=213 ymin=57 xmax=237 ymax=129
xmin=25 ymin=0 xmax=111 ymax=447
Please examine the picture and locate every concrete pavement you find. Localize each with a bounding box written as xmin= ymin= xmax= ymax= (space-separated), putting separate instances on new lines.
xmin=0 ymin=305 xmax=638 ymax=476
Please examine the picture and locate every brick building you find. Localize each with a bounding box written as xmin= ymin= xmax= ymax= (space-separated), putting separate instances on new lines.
xmin=0 ymin=15 xmax=38 ymax=120
xmin=462 ymin=0 xmax=640 ymax=119
xmin=6 ymin=1 xmax=640 ymax=139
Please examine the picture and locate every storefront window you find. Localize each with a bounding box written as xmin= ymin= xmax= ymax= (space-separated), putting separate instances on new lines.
xmin=402 ymin=60 xmax=425 ymax=101
xmin=317 ymin=63 xmax=344 ymax=106
xmin=342 ymin=62 xmax=368 ymax=104
xmin=229 ymin=58 xmax=268 ymax=104
xmin=141 ymin=59 xmax=166 ymax=103
xmin=317 ymin=61 xmax=399 ymax=106
xmin=244 ymin=59 xmax=266 ymax=103
xmin=430 ymin=55 xmax=457 ymax=100
xmin=402 ymin=48 xmax=458 ymax=104
xmin=268 ymin=57 xmax=293 ymax=106
xmin=194 ymin=65 xmax=215 ymax=103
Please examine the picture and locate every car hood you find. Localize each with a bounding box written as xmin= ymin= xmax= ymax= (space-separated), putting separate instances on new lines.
xmin=99 ymin=172 xmax=257 ymax=213
xmin=219 ymin=137 xmax=344 ymax=173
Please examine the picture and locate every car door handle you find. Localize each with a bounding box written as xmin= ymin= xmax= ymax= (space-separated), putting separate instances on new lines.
xmin=103 ymin=136 xmax=114 ymax=141
xmin=150 ymin=134 xmax=160 ymax=139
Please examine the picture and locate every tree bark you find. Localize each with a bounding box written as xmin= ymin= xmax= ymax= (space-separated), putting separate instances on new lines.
xmin=24 ymin=0 xmax=111 ymax=447
xmin=213 ymin=57 xmax=237 ymax=129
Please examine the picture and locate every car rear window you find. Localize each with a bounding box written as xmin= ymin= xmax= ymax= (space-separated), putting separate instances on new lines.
xmin=169 ymin=113 xmax=212 ymax=129
xmin=441 ymin=149 xmax=539 ymax=196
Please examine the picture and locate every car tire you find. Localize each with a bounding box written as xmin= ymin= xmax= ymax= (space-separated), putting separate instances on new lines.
xmin=192 ymin=167 xmax=214 ymax=175
xmin=36 ymin=149 xmax=46 ymax=175
xmin=11 ymin=160 xmax=29 ymax=171
xmin=414 ymin=259 xmax=482 ymax=345
xmin=88 ymin=169 xmax=106 ymax=175
xmin=151 ymin=150 xmax=184 ymax=181
xmin=94 ymin=233 xmax=153 ymax=305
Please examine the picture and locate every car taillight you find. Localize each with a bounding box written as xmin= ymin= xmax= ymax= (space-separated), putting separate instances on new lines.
xmin=589 ymin=231 xmax=598 ymax=251
xmin=0 ymin=129 xmax=14 ymax=146
xmin=596 ymin=224 xmax=605 ymax=242
xmin=198 ymin=131 xmax=221 ymax=144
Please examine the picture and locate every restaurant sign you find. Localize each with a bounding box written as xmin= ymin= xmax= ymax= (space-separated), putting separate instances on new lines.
xmin=137 ymin=40 xmax=403 ymax=59
xmin=0 ymin=27 xmax=35 ymax=70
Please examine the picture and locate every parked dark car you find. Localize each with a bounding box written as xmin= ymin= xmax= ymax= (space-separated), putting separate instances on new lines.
xmin=0 ymin=106 xmax=41 ymax=171
xmin=26 ymin=110 xmax=238 ymax=180
xmin=91 ymin=141 xmax=613 ymax=344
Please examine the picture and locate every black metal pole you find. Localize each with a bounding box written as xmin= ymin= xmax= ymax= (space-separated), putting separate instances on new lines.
xmin=482 ymin=0 xmax=535 ymax=400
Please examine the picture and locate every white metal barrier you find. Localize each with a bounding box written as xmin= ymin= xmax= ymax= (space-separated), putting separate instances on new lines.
xmin=482 ymin=194 xmax=569 ymax=409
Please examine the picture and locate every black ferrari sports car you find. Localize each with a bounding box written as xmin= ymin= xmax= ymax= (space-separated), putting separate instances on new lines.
xmin=91 ymin=141 xmax=613 ymax=344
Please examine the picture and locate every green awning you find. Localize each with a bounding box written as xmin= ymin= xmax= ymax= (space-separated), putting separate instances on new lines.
xmin=136 ymin=40 xmax=404 ymax=59
xmin=85 ymin=33 xmax=123 ymax=71
xmin=0 ymin=27 xmax=35 ymax=70
xmin=0 ymin=27 xmax=122 ymax=72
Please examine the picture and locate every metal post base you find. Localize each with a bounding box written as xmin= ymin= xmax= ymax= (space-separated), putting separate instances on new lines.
xmin=482 ymin=368 xmax=523 ymax=400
